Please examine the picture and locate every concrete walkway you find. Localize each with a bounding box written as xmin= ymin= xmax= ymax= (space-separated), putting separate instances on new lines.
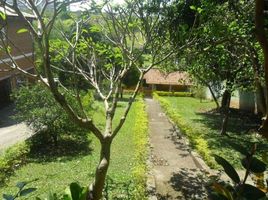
xmin=0 ymin=105 xmax=32 ymax=152
xmin=146 ymin=98 xmax=209 ymax=200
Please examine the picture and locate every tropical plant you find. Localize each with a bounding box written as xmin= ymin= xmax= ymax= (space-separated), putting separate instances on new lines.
xmin=212 ymin=143 xmax=267 ymax=200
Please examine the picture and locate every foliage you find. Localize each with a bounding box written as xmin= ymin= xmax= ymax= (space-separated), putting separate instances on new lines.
xmin=3 ymin=182 xmax=87 ymax=200
xmin=154 ymin=91 xmax=193 ymax=97
xmin=131 ymin=98 xmax=149 ymax=199
xmin=192 ymin=85 xmax=207 ymax=100
xmin=12 ymin=84 xmax=91 ymax=145
xmin=3 ymin=180 xmax=37 ymax=200
xmin=0 ymin=143 xmax=29 ymax=186
xmin=212 ymin=144 xmax=267 ymax=200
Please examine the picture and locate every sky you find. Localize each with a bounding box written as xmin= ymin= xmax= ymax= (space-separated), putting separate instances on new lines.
xmin=70 ymin=0 xmax=125 ymax=11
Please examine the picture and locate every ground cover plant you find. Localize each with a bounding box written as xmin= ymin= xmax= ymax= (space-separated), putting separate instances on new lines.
xmin=0 ymin=97 xmax=148 ymax=199
xmin=154 ymin=94 xmax=267 ymax=169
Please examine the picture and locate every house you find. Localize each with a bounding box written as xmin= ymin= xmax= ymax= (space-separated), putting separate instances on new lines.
xmin=142 ymin=69 xmax=192 ymax=93
xmin=0 ymin=7 xmax=35 ymax=107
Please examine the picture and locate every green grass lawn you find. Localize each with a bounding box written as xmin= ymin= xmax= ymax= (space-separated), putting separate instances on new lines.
xmin=155 ymin=95 xmax=267 ymax=169
xmin=0 ymin=98 xmax=148 ymax=199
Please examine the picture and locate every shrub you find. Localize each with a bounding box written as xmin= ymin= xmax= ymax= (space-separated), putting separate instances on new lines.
xmin=12 ymin=84 xmax=92 ymax=146
xmin=192 ymin=85 xmax=207 ymax=101
xmin=0 ymin=142 xmax=29 ymax=185
xmin=154 ymin=91 xmax=193 ymax=97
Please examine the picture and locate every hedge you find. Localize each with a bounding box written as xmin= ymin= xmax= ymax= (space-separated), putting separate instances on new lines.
xmin=131 ymin=98 xmax=149 ymax=199
xmin=154 ymin=91 xmax=193 ymax=97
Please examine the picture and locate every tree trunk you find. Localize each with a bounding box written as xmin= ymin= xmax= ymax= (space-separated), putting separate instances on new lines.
xmin=220 ymin=87 xmax=231 ymax=135
xmin=221 ymin=89 xmax=231 ymax=109
xmin=220 ymin=92 xmax=231 ymax=136
xmin=256 ymin=82 xmax=266 ymax=114
xmin=208 ymin=84 xmax=220 ymax=109
xmin=248 ymin=44 xmax=266 ymax=115
xmin=255 ymin=0 xmax=268 ymax=138
xmin=88 ymin=138 xmax=112 ymax=200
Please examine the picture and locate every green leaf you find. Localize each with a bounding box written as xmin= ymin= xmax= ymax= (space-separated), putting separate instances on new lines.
xmin=214 ymin=155 xmax=240 ymax=184
xmin=16 ymin=181 xmax=27 ymax=189
xmin=241 ymin=157 xmax=266 ymax=173
xmin=79 ymin=187 xmax=89 ymax=200
xmin=239 ymin=184 xmax=266 ymax=199
xmin=17 ymin=28 xmax=28 ymax=34
xmin=2 ymin=194 xmax=14 ymax=200
xmin=69 ymin=182 xmax=83 ymax=200
xmin=0 ymin=12 xmax=6 ymax=20
xmin=19 ymin=188 xmax=37 ymax=196
xmin=189 ymin=5 xmax=196 ymax=10
xmin=212 ymin=182 xmax=234 ymax=200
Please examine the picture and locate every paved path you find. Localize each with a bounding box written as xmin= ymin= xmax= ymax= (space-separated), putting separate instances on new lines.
xmin=0 ymin=105 xmax=32 ymax=152
xmin=146 ymin=98 xmax=209 ymax=200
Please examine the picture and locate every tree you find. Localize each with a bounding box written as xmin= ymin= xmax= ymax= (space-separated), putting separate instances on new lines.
xmin=12 ymin=84 xmax=92 ymax=146
xmin=170 ymin=0 xmax=264 ymax=135
xmin=255 ymin=0 xmax=268 ymax=138
xmin=0 ymin=1 xmax=194 ymax=199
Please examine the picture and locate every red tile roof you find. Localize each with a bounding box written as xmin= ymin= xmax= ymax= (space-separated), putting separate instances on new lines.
xmin=143 ymin=69 xmax=192 ymax=86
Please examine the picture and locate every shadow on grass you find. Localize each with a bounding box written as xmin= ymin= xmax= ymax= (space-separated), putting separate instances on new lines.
xmin=0 ymin=131 xmax=92 ymax=187
xmin=194 ymin=108 xmax=261 ymax=134
xmin=26 ymin=131 xmax=92 ymax=163
xmin=189 ymin=108 xmax=265 ymax=167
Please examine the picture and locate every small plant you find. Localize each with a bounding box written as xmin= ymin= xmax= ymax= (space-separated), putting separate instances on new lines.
xmin=45 ymin=182 xmax=88 ymax=200
xmin=3 ymin=182 xmax=88 ymax=200
xmin=212 ymin=143 xmax=267 ymax=200
xmin=3 ymin=181 xmax=37 ymax=200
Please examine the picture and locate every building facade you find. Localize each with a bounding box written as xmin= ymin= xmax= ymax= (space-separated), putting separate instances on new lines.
xmin=0 ymin=7 xmax=35 ymax=107
xmin=142 ymin=69 xmax=192 ymax=95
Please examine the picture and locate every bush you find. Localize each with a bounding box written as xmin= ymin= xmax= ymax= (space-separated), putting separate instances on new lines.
xmin=0 ymin=142 xmax=29 ymax=185
xmin=12 ymin=84 xmax=92 ymax=146
xmin=154 ymin=91 xmax=193 ymax=97
xmin=192 ymin=85 xmax=207 ymax=101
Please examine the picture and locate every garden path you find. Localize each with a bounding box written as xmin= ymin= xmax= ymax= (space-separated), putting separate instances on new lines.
xmin=146 ymin=98 xmax=210 ymax=200
xmin=0 ymin=105 xmax=32 ymax=152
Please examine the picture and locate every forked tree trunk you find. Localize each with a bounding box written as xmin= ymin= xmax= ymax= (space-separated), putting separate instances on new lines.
xmin=255 ymin=0 xmax=268 ymax=138
xmin=88 ymin=137 xmax=112 ymax=200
